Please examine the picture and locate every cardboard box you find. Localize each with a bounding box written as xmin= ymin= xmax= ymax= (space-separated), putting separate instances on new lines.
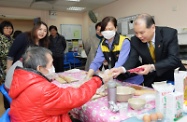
xmin=165 ymin=92 xmax=183 ymax=121
xmin=155 ymin=90 xmax=172 ymax=114
xmin=174 ymin=71 xmax=187 ymax=93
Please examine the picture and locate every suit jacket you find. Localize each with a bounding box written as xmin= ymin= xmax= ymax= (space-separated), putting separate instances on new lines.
xmin=123 ymin=26 xmax=186 ymax=87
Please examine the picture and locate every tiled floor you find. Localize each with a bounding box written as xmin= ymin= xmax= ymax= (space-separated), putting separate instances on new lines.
xmin=0 ymin=93 xmax=5 ymax=116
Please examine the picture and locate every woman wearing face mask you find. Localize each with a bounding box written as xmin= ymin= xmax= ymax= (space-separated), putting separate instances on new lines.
xmin=6 ymin=21 xmax=49 ymax=72
xmin=86 ymin=16 xmax=144 ymax=84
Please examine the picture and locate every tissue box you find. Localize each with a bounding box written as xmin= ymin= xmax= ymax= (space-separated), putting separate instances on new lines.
xmin=165 ymin=92 xmax=183 ymax=121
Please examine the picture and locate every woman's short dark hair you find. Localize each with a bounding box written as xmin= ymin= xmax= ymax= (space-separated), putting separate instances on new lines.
xmin=100 ymin=16 xmax=117 ymax=32
xmin=95 ymin=22 xmax=101 ymax=30
xmin=28 ymin=21 xmax=49 ymax=48
xmin=0 ymin=20 xmax=14 ymax=35
xmin=49 ymin=25 xmax=58 ymax=31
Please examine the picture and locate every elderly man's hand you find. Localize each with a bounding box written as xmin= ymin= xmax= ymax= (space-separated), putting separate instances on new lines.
xmin=97 ymin=69 xmax=113 ymax=83
xmin=110 ymin=67 xmax=126 ymax=78
xmin=135 ymin=64 xmax=155 ymax=75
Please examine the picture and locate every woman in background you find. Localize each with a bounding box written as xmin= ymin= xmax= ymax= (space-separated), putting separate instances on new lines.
xmin=0 ymin=20 xmax=14 ymax=83
xmin=0 ymin=20 xmax=14 ymax=110
xmin=4 ymin=21 xmax=49 ymax=110
xmin=6 ymin=21 xmax=49 ymax=72
xmin=48 ymin=25 xmax=66 ymax=72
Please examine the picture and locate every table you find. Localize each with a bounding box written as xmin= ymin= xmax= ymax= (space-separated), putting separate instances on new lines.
xmin=74 ymin=55 xmax=87 ymax=69
xmin=52 ymin=69 xmax=155 ymax=122
xmin=121 ymin=110 xmax=187 ymax=122
xmin=53 ymin=70 xmax=187 ymax=122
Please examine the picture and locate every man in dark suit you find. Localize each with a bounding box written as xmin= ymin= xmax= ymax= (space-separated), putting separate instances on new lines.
xmin=111 ymin=13 xmax=186 ymax=87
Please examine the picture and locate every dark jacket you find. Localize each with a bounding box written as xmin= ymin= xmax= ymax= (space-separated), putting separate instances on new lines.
xmin=8 ymin=33 xmax=31 ymax=63
xmin=8 ymin=32 xmax=48 ymax=63
xmin=123 ymin=26 xmax=186 ymax=87
xmin=49 ymin=34 xmax=66 ymax=57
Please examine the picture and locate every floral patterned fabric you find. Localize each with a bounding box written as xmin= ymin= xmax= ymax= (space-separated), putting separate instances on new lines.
xmin=52 ymin=69 xmax=155 ymax=122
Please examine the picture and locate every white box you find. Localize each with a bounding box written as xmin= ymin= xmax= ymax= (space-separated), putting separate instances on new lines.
xmin=155 ymin=90 xmax=172 ymax=114
xmin=174 ymin=71 xmax=187 ymax=93
xmin=166 ymin=92 xmax=183 ymax=121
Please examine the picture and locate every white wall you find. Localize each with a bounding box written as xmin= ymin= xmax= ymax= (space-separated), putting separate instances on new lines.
xmin=0 ymin=18 xmax=33 ymax=32
xmin=94 ymin=0 xmax=187 ymax=28
xmin=1 ymin=0 xmax=187 ymax=40
xmin=0 ymin=7 xmax=86 ymax=39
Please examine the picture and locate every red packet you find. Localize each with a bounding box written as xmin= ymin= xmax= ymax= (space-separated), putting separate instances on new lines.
xmin=128 ymin=68 xmax=144 ymax=73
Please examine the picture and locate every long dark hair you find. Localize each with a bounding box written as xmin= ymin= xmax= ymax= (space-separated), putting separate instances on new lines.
xmin=27 ymin=21 xmax=49 ymax=48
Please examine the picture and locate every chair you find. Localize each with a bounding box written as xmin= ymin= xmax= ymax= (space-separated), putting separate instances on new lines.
xmin=0 ymin=84 xmax=12 ymax=104
xmin=64 ymin=53 xmax=71 ymax=70
xmin=0 ymin=108 xmax=10 ymax=122
xmin=66 ymin=52 xmax=82 ymax=68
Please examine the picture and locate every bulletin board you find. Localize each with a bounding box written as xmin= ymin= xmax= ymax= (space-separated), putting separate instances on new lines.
xmin=60 ymin=24 xmax=82 ymax=40
xmin=177 ymin=28 xmax=187 ymax=45
xmin=117 ymin=14 xmax=154 ymax=38
xmin=117 ymin=14 xmax=139 ymax=36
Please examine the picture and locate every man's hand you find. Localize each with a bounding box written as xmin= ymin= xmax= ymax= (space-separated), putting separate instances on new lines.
xmin=110 ymin=67 xmax=126 ymax=78
xmin=135 ymin=64 xmax=155 ymax=75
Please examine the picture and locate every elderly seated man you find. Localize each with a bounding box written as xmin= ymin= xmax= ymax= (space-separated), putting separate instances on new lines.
xmin=9 ymin=47 xmax=112 ymax=122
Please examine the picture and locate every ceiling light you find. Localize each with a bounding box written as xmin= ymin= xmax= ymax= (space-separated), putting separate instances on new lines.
xmin=66 ymin=0 xmax=81 ymax=2
xmin=67 ymin=7 xmax=85 ymax=11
